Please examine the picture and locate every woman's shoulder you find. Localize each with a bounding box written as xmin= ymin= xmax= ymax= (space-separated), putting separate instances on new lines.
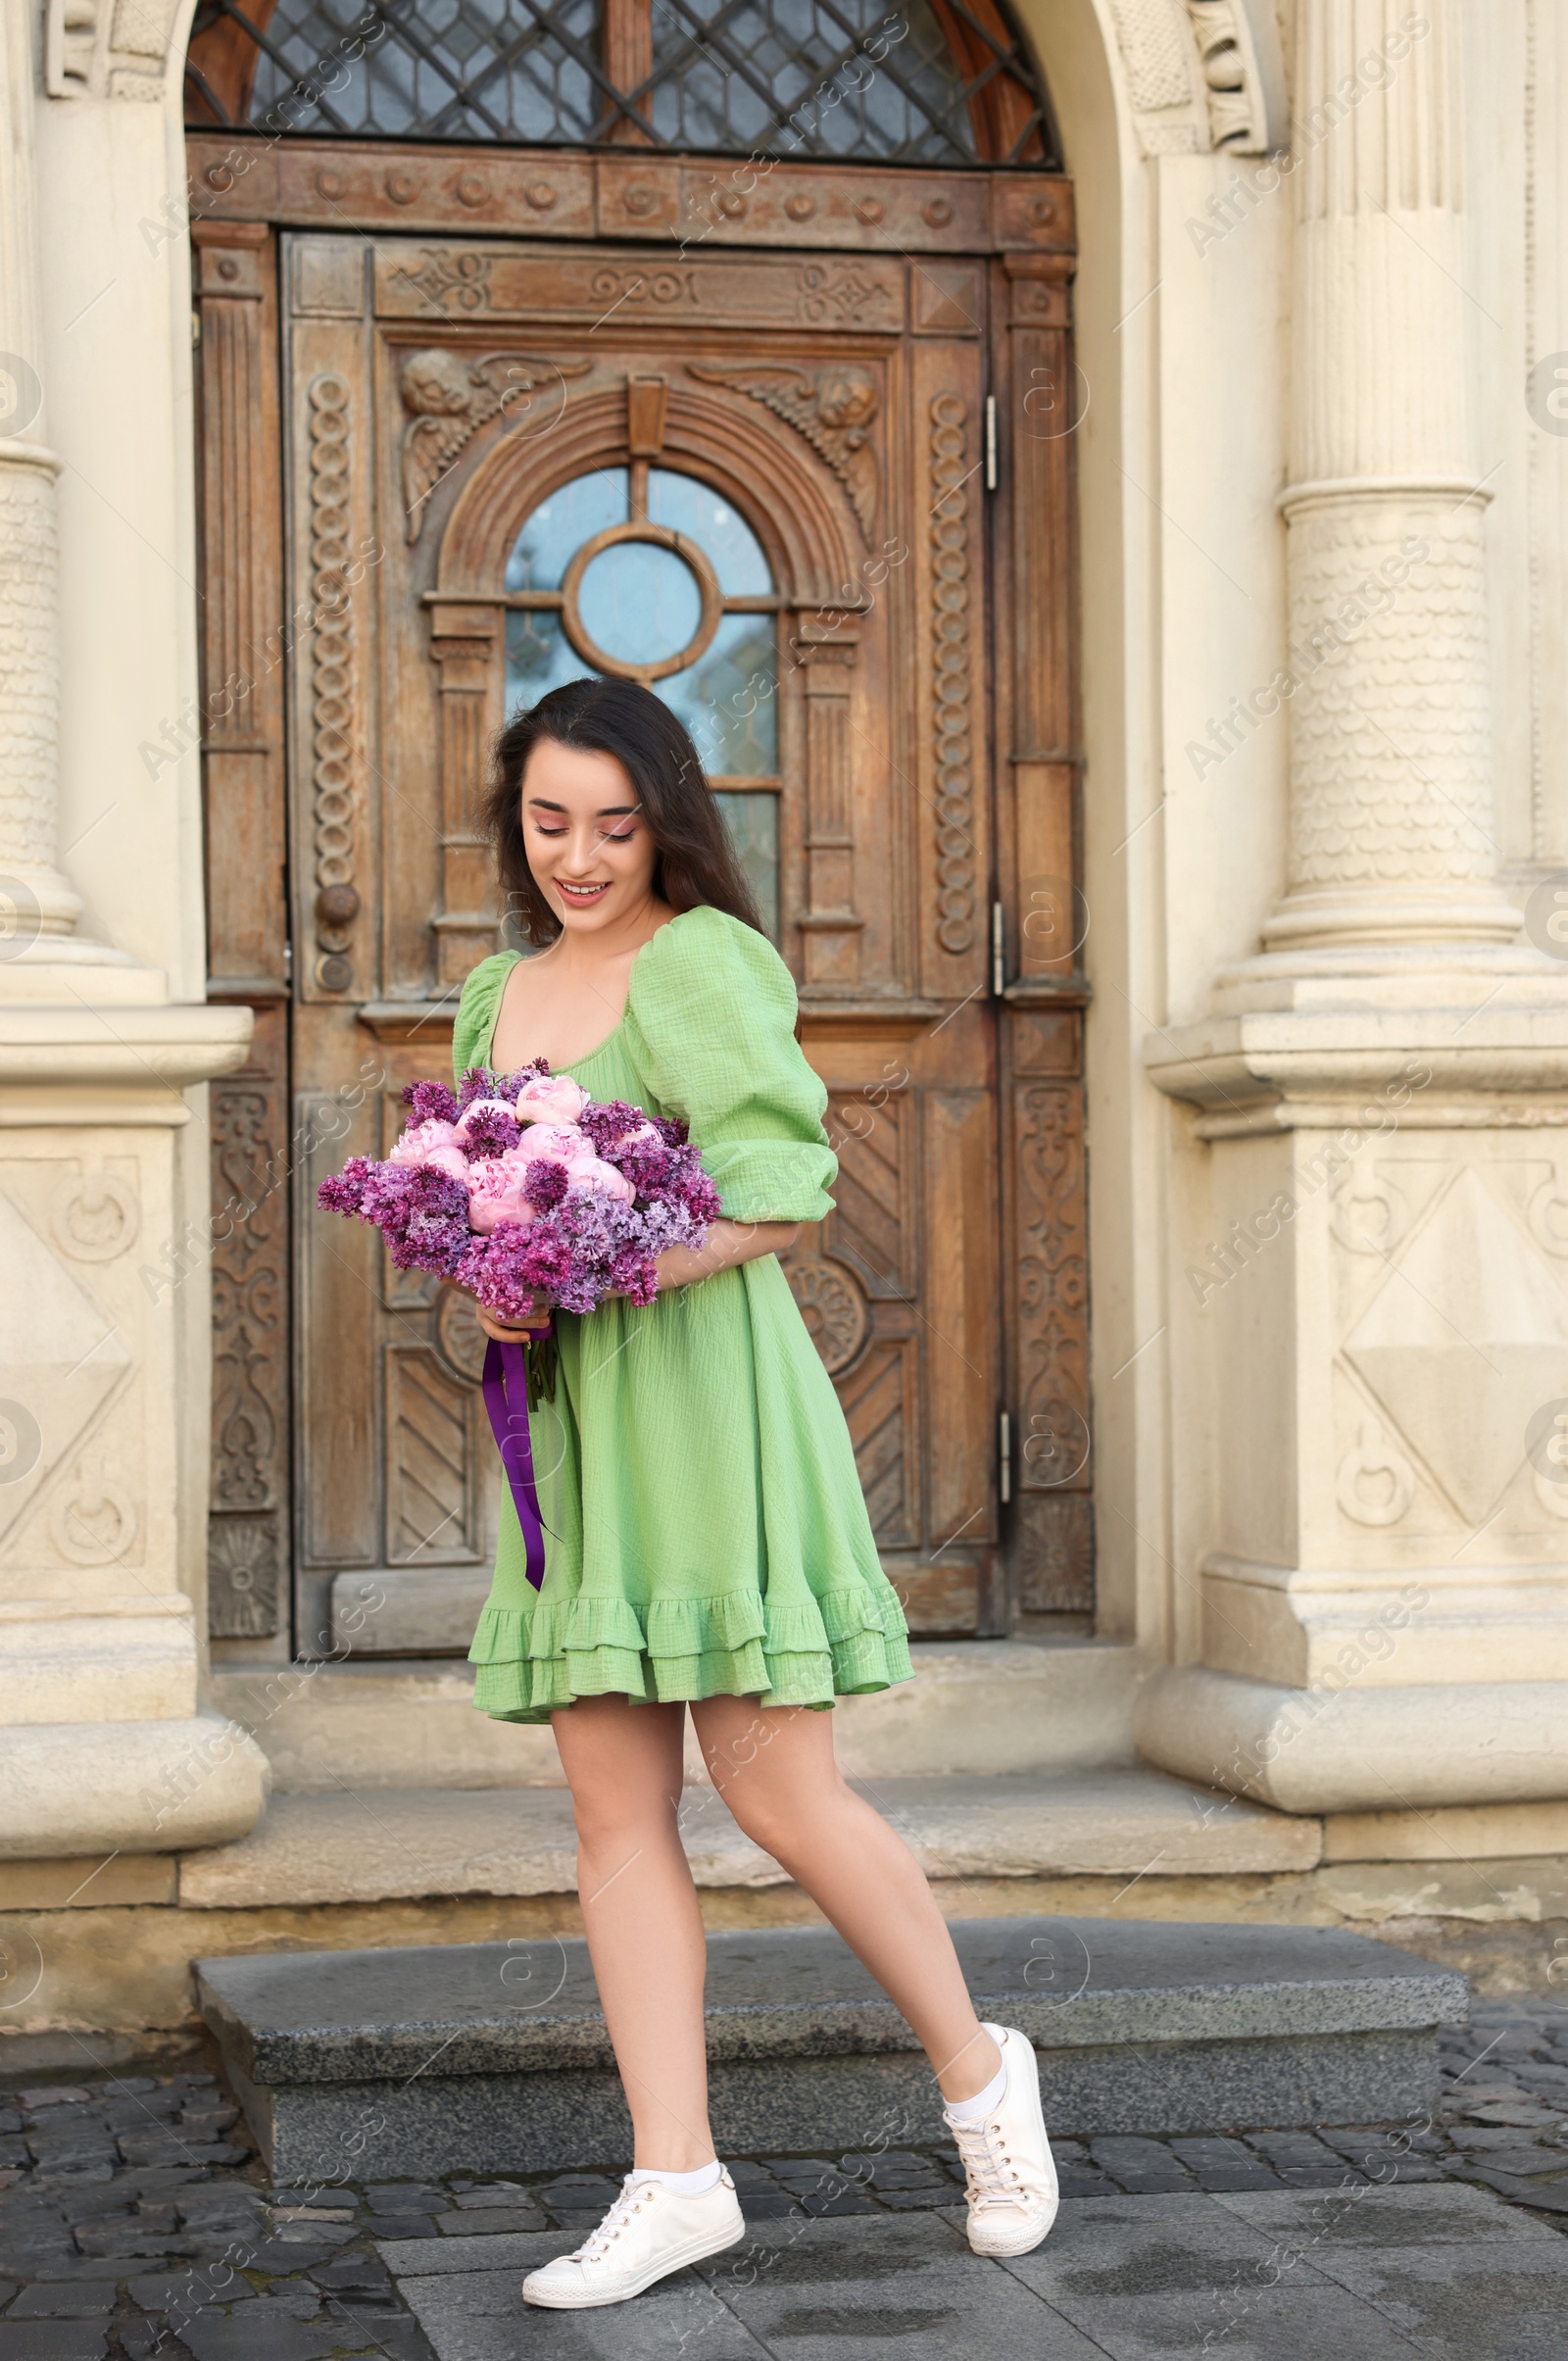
xmin=632 ymin=906 xmax=793 ymax=1012
xmin=453 ymin=950 xmax=520 ymax=1075
xmin=457 ymin=950 xmax=522 ymax=1027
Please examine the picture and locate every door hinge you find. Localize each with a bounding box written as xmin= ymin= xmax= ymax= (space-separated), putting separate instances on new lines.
xmin=999 ymin=1409 xmax=1012 ymax=1505
xmin=991 ymin=900 xmax=1005 ymax=997
xmin=191 ymin=309 xmax=201 ymax=347
xmin=282 ymin=941 xmax=293 ymax=986
xmin=984 ymin=394 xmax=999 ymax=492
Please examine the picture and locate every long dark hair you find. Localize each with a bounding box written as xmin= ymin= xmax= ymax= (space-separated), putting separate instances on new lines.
xmin=483 ymin=678 xmax=764 ymax=946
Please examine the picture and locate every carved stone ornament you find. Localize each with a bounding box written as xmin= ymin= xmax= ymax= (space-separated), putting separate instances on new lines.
xmin=1335 ymin=1417 xmax=1416 ymax=1529
xmin=50 ymin=1461 xmax=139 ymax=1565
xmin=44 ymin=0 xmax=170 ymax=102
xmin=49 ymin=1166 xmax=139 ymax=1261
xmin=687 ymin=362 xmax=879 ymax=541
xmin=399 ymin=348 xmax=592 ymax=543
xmin=786 ymin=1255 xmax=869 ymax=1375
xmin=1104 ymin=0 xmax=1276 ymax=156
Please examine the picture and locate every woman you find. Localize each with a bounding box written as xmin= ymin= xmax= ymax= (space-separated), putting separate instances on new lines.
xmin=453 ymin=677 xmax=1056 ymax=2311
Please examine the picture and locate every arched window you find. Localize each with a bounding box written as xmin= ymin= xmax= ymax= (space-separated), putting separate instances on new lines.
xmin=503 ymin=462 xmax=783 ymax=931
xmin=184 ymin=0 xmax=1056 ymax=168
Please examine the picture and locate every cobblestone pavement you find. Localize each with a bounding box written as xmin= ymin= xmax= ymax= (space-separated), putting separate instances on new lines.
xmin=1 ymin=1996 xmax=1565 ymax=2358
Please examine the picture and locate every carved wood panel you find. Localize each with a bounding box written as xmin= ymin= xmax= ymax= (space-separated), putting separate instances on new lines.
xmin=207 ymin=1006 xmax=290 ymax=1639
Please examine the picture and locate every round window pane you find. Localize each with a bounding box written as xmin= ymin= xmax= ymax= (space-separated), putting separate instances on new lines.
xmin=577 ymin=542 xmax=703 ymax=667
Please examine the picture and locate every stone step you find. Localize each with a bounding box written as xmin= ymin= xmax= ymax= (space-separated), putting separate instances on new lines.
xmin=175 ymin=1765 xmax=1322 ymax=1907
xmin=210 ymin=1639 xmax=1140 ymax=1792
xmin=196 ymin=1916 xmax=1467 ymax=2183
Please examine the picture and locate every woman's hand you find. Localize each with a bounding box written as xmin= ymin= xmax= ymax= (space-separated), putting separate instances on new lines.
xmin=442 ymin=1276 xmax=551 ymax=1343
xmin=475 ymin=1299 xmax=551 ymax=1343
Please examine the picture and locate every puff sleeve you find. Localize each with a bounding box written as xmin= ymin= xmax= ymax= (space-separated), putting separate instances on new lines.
xmin=452 ymin=953 xmax=517 ymax=1089
xmin=622 ymin=908 xmax=837 ymax=1223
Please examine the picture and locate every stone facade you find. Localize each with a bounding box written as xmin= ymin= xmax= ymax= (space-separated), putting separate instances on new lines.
xmin=1 ymin=0 xmax=1566 ymax=2021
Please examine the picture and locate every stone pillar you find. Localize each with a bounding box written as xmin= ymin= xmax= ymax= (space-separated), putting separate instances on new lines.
xmin=1265 ymin=0 xmax=1518 ymax=956
xmin=0 ymin=0 xmax=270 ymax=1857
xmin=0 ymin=0 xmax=79 ymax=947
xmin=1135 ymin=0 xmax=1568 ymax=1815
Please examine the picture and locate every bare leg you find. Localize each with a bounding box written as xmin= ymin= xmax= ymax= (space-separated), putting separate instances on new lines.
xmin=690 ymin=1696 xmax=1002 ymax=2103
xmin=550 ymin=1695 xmax=716 ymax=2169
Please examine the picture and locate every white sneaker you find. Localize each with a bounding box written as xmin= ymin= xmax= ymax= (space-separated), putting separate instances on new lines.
xmin=944 ymin=2022 xmax=1059 ymax=2257
xmin=521 ymin=2169 xmax=746 ymax=2309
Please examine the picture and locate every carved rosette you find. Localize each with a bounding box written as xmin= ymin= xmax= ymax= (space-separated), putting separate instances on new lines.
xmin=929 ymin=394 xmax=976 ymax=957
xmin=786 ymin=1255 xmax=869 ymax=1376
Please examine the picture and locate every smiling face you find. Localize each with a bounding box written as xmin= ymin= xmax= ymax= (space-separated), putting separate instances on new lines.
xmin=518 ymin=736 xmax=661 ymax=935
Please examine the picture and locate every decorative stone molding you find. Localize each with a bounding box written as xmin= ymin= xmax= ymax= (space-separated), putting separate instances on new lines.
xmin=1107 ymin=0 xmax=1282 ymax=156
xmin=43 ymin=0 xmax=179 ymax=100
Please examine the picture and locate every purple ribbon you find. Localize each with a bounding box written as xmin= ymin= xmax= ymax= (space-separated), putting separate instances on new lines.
xmin=481 ymin=1335 xmax=547 ymax=1592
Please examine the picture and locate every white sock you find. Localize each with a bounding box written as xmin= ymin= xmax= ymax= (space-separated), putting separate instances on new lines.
xmin=627 ymin=2159 xmax=722 ymax=2195
xmin=944 ymin=2046 xmax=1008 ymax=2126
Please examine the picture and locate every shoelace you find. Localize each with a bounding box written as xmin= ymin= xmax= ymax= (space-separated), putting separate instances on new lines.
xmin=573 ymin=2177 xmax=652 ymax=2261
xmin=949 ymin=2114 xmax=1025 ymax=2212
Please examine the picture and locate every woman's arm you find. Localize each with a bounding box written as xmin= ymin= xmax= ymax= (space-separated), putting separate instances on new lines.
xmin=654 ymin=1218 xmax=799 ymax=1290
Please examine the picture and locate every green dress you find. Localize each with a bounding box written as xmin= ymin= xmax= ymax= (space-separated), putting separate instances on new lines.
xmin=453 ymin=905 xmax=915 ymax=1723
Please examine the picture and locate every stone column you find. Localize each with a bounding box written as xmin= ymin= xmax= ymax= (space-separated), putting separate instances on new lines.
xmin=1265 ymin=0 xmax=1519 ymax=956
xmin=0 ymin=0 xmax=80 ymax=947
xmin=0 ymin=0 xmax=270 ymax=1859
xmin=1135 ymin=0 xmax=1568 ymax=1815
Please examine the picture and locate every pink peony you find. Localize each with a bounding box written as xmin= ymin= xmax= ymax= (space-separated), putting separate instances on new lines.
xmin=518 ymin=1122 xmax=596 ymax=1168
xmin=390 ymin=1118 xmax=460 ymax=1163
xmin=515 ymin=1074 xmax=591 ymax=1126
xmin=466 ymin=1156 xmax=537 ymax=1235
xmin=389 ymin=1121 xmax=470 ymax=1187
xmin=568 ymin=1156 xmax=637 ymax=1205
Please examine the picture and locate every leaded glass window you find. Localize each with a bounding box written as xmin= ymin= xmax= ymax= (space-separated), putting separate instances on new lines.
xmin=184 ymin=0 xmax=1056 ymax=167
xmin=504 ymin=465 xmax=782 ymax=935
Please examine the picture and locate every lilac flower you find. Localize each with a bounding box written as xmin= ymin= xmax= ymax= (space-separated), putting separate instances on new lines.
xmin=458 ymin=1103 xmax=523 ymax=1159
xmin=522 ymin=1158 xmax=568 ymax=1209
xmin=317 ymin=1157 xmax=373 ymax=1215
xmin=404 ymin=1079 xmax=459 ymax=1126
xmin=579 ymin=1099 xmax=644 ymax=1153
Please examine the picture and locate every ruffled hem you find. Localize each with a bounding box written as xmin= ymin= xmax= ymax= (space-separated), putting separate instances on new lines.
xmin=467 ymin=1582 xmax=914 ymax=1724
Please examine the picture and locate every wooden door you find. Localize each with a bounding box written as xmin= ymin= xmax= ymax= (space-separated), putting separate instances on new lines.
xmin=191 ymin=145 xmax=1091 ymax=1661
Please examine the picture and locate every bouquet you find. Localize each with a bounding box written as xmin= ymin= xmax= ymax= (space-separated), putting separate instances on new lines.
xmin=318 ymin=1061 xmax=720 ymax=1588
